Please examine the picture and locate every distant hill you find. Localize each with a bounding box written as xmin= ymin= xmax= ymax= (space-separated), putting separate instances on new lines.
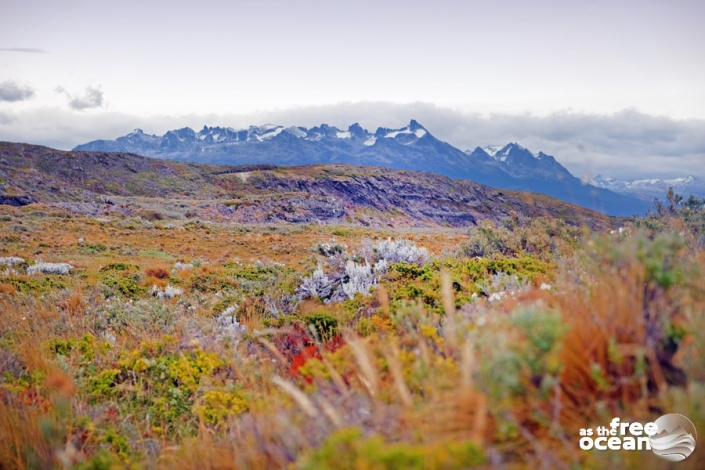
xmin=73 ymin=120 xmax=648 ymax=216
xmin=0 ymin=142 xmax=615 ymax=229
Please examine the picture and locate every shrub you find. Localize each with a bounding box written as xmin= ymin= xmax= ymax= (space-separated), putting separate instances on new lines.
xmin=0 ymin=282 xmax=17 ymax=295
xmin=195 ymin=390 xmax=248 ymax=425
xmin=190 ymin=273 xmax=237 ymax=293
xmin=298 ymin=265 xmax=334 ymax=300
xmin=476 ymin=271 xmax=527 ymax=298
xmin=458 ymin=218 xmax=582 ymax=259
xmin=316 ymin=239 xmax=347 ymax=257
xmin=151 ymin=284 xmax=183 ymax=299
xmin=101 ymin=274 xmax=146 ymax=299
xmin=302 ymin=427 xmax=486 ymax=470
xmin=0 ymin=275 xmax=68 ymax=293
xmin=477 ymin=307 xmax=565 ymax=405
xmin=214 ymin=305 xmax=246 ymax=337
xmin=373 ymin=238 xmax=430 ymax=265
xmin=141 ymin=210 xmax=165 ymax=221
xmin=77 ymin=243 xmax=108 ymax=255
xmin=100 ymin=263 xmax=138 ymax=273
xmin=304 ymin=312 xmax=339 ymax=341
xmin=340 ymin=260 xmax=377 ymax=299
xmin=145 ymin=266 xmax=170 ymax=279
xmin=173 ymin=261 xmax=194 ymax=272
xmin=299 ymin=260 xmax=382 ymax=302
xmin=27 ymin=262 xmax=73 ymax=275
xmin=0 ymin=257 xmax=25 ymax=266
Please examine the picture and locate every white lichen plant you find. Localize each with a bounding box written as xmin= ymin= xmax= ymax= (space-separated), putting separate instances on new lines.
xmin=298 ymin=237 xmax=426 ymax=303
xmin=340 ymin=260 xmax=379 ymax=300
xmin=0 ymin=257 xmax=25 ymax=266
xmin=172 ymin=261 xmax=194 ymax=274
xmin=27 ymin=262 xmax=74 ymax=275
xmin=372 ymin=237 xmax=430 ymax=265
xmin=214 ymin=305 xmax=246 ymax=338
xmin=151 ymin=284 xmax=183 ymax=299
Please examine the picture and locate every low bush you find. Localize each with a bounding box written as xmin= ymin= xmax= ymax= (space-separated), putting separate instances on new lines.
xmin=303 ymin=427 xmax=486 ymax=470
xmin=27 ymin=262 xmax=73 ymax=275
xmin=145 ymin=265 xmax=170 ymax=279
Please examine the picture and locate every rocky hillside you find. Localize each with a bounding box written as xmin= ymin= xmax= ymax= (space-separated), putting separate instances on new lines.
xmin=0 ymin=142 xmax=614 ymax=229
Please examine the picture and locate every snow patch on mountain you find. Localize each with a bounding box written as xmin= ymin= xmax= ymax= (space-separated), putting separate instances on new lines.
xmin=482 ymin=145 xmax=502 ymax=157
xmin=384 ymin=127 xmax=426 ymax=139
xmin=284 ymin=126 xmax=307 ymax=138
xmin=258 ymin=127 xmax=284 ymax=140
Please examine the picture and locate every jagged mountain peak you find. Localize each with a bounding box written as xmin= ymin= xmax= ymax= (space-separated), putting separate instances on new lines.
xmin=408 ymin=119 xmax=426 ymax=131
xmin=348 ymin=122 xmax=369 ymax=139
xmin=484 ymin=142 xmax=519 ymax=162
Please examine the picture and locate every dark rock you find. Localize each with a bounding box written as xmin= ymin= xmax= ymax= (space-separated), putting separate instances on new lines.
xmin=0 ymin=194 xmax=38 ymax=206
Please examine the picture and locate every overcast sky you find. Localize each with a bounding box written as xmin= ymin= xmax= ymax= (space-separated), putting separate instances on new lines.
xmin=1 ymin=0 xmax=704 ymax=179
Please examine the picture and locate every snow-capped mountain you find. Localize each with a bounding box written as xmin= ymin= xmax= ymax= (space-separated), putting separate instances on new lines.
xmin=466 ymin=143 xmax=575 ymax=181
xmin=590 ymin=175 xmax=705 ymax=201
xmin=73 ymin=120 xmax=648 ymax=216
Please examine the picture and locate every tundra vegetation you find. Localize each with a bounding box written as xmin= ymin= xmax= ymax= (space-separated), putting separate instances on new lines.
xmin=0 ymin=195 xmax=704 ymax=469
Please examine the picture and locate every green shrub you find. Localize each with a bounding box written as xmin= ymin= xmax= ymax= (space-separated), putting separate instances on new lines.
xmin=78 ymin=243 xmax=108 ymax=255
xmin=304 ymin=312 xmax=339 ymax=341
xmin=190 ymin=274 xmax=236 ymax=293
xmin=302 ymin=427 xmax=485 ymax=470
xmin=100 ymin=262 xmax=138 ymax=273
xmin=100 ymin=274 xmax=146 ymax=299
xmin=2 ymin=275 xmax=68 ymax=294
xmin=458 ymin=218 xmax=582 ymax=260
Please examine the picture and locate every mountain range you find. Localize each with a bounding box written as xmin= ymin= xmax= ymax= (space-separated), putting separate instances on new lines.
xmin=74 ymin=120 xmax=650 ymax=216
xmin=590 ymin=175 xmax=705 ymax=202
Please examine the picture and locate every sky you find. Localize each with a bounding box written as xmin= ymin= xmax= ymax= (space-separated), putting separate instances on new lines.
xmin=1 ymin=0 xmax=704 ymax=179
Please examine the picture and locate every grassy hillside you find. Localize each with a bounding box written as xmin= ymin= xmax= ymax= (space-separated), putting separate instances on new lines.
xmin=1 ymin=191 xmax=704 ymax=468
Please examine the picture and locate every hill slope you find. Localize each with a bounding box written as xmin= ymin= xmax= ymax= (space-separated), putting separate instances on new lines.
xmin=0 ymin=142 xmax=615 ymax=229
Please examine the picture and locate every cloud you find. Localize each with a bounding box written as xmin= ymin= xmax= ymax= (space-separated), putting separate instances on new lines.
xmin=0 ymin=48 xmax=48 ymax=53
xmin=55 ymin=86 xmax=104 ymax=110
xmin=0 ymin=103 xmax=702 ymax=180
xmin=0 ymin=81 xmax=35 ymax=102
xmin=0 ymin=112 xmax=15 ymax=125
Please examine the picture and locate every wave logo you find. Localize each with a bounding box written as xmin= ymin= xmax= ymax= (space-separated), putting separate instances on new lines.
xmin=649 ymin=414 xmax=698 ymax=462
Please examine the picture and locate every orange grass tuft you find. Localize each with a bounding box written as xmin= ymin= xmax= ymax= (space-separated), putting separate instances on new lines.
xmin=145 ymin=265 xmax=170 ymax=279
xmin=0 ymin=282 xmax=18 ymax=295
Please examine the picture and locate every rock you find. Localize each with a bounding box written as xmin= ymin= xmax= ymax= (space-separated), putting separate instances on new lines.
xmin=0 ymin=195 xmax=38 ymax=206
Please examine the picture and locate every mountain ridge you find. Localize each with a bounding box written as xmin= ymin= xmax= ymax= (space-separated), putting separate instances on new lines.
xmin=73 ymin=120 xmax=648 ymax=216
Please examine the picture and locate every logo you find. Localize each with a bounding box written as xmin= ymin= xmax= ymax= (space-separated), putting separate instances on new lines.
xmin=579 ymin=414 xmax=697 ymax=462
xmin=649 ymin=414 xmax=697 ymax=462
